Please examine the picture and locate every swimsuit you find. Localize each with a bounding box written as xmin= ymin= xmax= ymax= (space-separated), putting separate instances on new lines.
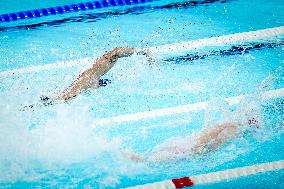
xmin=99 ymin=78 xmax=112 ymax=87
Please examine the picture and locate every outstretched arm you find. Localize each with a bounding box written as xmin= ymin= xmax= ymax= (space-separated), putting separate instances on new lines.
xmin=56 ymin=68 xmax=98 ymax=101
xmin=56 ymin=47 xmax=140 ymax=101
xmin=145 ymin=122 xmax=240 ymax=162
xmin=120 ymin=120 xmax=259 ymax=162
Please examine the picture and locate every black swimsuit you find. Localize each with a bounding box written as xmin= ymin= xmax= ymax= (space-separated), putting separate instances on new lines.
xmin=99 ymin=78 xmax=112 ymax=87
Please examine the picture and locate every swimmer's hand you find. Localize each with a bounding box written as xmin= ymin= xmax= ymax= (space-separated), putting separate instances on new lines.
xmin=136 ymin=49 xmax=157 ymax=66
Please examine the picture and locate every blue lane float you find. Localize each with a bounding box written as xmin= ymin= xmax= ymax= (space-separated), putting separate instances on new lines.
xmin=0 ymin=0 xmax=157 ymax=23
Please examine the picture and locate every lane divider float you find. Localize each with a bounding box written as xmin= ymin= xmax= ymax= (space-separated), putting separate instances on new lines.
xmin=0 ymin=0 xmax=158 ymax=23
xmin=126 ymin=160 xmax=284 ymax=188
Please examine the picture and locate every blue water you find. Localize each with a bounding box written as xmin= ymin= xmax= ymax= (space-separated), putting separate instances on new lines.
xmin=0 ymin=0 xmax=284 ymax=188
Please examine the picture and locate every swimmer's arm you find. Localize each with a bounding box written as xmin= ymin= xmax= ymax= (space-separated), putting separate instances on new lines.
xmin=107 ymin=47 xmax=136 ymax=60
xmin=56 ymin=69 xmax=99 ymax=101
xmin=191 ymin=123 xmax=238 ymax=155
xmin=108 ymin=47 xmax=155 ymax=64
xmin=55 ymin=47 xmax=134 ymax=101
xmin=56 ymin=47 xmax=152 ymax=101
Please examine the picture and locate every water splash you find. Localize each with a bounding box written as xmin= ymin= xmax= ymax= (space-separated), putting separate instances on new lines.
xmin=0 ymin=98 xmax=148 ymax=187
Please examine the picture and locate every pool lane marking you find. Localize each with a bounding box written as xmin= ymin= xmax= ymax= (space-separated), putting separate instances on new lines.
xmin=1 ymin=26 xmax=284 ymax=78
xmin=125 ymin=160 xmax=284 ymax=188
xmin=92 ymin=88 xmax=284 ymax=126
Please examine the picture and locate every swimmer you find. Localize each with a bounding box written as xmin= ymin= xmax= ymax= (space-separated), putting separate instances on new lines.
xmin=20 ymin=47 xmax=151 ymax=110
xmin=55 ymin=47 xmax=151 ymax=101
xmin=123 ymin=118 xmax=259 ymax=162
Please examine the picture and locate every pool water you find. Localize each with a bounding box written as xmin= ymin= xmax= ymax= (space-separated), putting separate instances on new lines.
xmin=0 ymin=0 xmax=284 ymax=188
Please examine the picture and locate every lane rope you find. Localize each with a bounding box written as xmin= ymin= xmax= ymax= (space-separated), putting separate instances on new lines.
xmin=1 ymin=26 xmax=283 ymax=78
xmin=125 ymin=160 xmax=284 ymax=188
xmin=0 ymin=0 xmax=159 ymax=23
xmin=92 ymin=88 xmax=284 ymax=126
